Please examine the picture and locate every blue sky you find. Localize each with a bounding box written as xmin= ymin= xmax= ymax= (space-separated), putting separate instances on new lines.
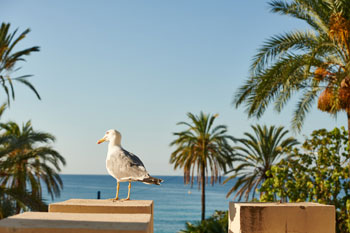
xmin=1 ymin=0 xmax=347 ymax=175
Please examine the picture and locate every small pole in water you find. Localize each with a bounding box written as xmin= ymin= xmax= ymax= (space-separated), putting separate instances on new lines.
xmin=97 ymin=191 xmax=101 ymax=199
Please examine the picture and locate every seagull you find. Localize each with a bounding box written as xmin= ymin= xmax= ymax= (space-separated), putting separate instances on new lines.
xmin=97 ymin=129 xmax=163 ymax=201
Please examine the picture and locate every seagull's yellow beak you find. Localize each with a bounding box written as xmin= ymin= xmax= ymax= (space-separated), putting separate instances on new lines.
xmin=97 ymin=137 xmax=106 ymax=144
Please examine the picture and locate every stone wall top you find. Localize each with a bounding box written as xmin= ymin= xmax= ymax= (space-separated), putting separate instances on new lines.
xmin=0 ymin=212 xmax=152 ymax=233
xmin=49 ymin=199 xmax=154 ymax=214
xmin=231 ymin=202 xmax=333 ymax=207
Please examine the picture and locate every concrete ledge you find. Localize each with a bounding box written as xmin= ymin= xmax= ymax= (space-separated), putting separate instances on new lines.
xmin=49 ymin=199 xmax=154 ymax=233
xmin=229 ymin=202 xmax=335 ymax=233
xmin=49 ymin=199 xmax=153 ymax=214
xmin=0 ymin=212 xmax=151 ymax=233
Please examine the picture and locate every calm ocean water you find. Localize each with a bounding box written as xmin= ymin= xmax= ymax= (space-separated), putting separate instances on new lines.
xmin=42 ymin=175 xmax=235 ymax=233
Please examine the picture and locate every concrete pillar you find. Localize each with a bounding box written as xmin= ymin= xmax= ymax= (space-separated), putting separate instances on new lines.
xmin=49 ymin=199 xmax=154 ymax=233
xmin=229 ymin=202 xmax=335 ymax=233
xmin=49 ymin=199 xmax=153 ymax=232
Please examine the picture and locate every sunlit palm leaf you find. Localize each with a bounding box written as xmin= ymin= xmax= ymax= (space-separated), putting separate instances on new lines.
xmin=234 ymin=0 xmax=350 ymax=136
xmin=0 ymin=23 xmax=40 ymax=104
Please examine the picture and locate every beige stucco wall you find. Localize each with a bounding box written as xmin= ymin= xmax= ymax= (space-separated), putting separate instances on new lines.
xmin=0 ymin=212 xmax=151 ymax=233
xmin=49 ymin=199 xmax=154 ymax=233
xmin=0 ymin=199 xmax=154 ymax=233
xmin=229 ymin=202 xmax=335 ymax=233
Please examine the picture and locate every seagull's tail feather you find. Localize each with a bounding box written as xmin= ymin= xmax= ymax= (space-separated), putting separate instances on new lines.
xmin=141 ymin=176 xmax=163 ymax=185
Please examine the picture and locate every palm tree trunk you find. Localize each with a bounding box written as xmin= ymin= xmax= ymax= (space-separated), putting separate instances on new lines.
xmin=201 ymin=164 xmax=205 ymax=221
xmin=348 ymin=111 xmax=350 ymax=147
xmin=15 ymin=178 xmax=23 ymax=214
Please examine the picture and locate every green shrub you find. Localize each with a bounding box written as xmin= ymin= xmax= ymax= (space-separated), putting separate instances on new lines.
xmin=179 ymin=210 xmax=228 ymax=233
xmin=260 ymin=127 xmax=350 ymax=233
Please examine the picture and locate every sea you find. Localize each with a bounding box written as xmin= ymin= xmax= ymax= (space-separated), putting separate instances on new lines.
xmin=42 ymin=175 xmax=236 ymax=233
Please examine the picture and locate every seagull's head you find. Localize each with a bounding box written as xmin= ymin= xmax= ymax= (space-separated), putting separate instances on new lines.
xmin=97 ymin=129 xmax=122 ymax=146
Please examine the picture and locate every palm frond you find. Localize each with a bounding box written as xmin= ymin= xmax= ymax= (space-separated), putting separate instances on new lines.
xmin=234 ymin=0 xmax=350 ymax=133
xmin=225 ymin=124 xmax=298 ymax=201
xmin=0 ymin=23 xmax=40 ymax=104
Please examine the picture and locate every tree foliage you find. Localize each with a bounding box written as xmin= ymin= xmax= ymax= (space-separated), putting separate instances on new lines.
xmin=0 ymin=22 xmax=41 ymax=104
xmin=224 ymin=125 xmax=298 ymax=201
xmin=179 ymin=210 xmax=228 ymax=233
xmin=0 ymin=105 xmax=65 ymax=218
xmin=0 ymin=22 xmax=56 ymax=219
xmin=0 ymin=186 xmax=48 ymax=218
xmin=234 ymin=0 xmax=350 ymax=137
xmin=260 ymin=127 xmax=350 ymax=233
xmin=0 ymin=120 xmax=66 ymax=197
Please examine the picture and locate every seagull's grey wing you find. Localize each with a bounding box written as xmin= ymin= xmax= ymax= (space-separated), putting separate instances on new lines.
xmin=117 ymin=148 xmax=149 ymax=181
xmin=122 ymin=148 xmax=146 ymax=168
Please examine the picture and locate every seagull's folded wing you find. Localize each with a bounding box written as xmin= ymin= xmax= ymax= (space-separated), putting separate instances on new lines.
xmin=114 ymin=149 xmax=149 ymax=181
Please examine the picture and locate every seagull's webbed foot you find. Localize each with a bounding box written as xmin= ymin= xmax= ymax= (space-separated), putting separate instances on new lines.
xmin=120 ymin=197 xmax=130 ymax=201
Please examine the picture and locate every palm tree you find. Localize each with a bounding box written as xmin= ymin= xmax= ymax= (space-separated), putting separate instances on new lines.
xmin=234 ymin=0 xmax=350 ymax=142
xmin=170 ymin=112 xmax=235 ymax=221
xmin=0 ymin=22 xmax=41 ymax=104
xmin=224 ymin=125 xmax=298 ymax=201
xmin=0 ymin=186 xmax=47 ymax=219
xmin=0 ymin=120 xmax=65 ymax=213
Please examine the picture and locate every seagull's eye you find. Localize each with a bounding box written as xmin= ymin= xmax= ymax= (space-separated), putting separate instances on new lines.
xmin=106 ymin=132 xmax=109 ymax=134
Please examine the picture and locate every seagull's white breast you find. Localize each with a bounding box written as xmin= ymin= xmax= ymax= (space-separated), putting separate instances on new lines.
xmin=105 ymin=146 xmax=121 ymax=180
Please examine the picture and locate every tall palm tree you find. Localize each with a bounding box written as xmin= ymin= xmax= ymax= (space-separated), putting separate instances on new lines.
xmin=224 ymin=125 xmax=298 ymax=201
xmin=170 ymin=112 xmax=235 ymax=221
xmin=0 ymin=120 xmax=65 ymax=213
xmin=0 ymin=22 xmax=41 ymax=104
xmin=234 ymin=0 xmax=350 ymax=142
